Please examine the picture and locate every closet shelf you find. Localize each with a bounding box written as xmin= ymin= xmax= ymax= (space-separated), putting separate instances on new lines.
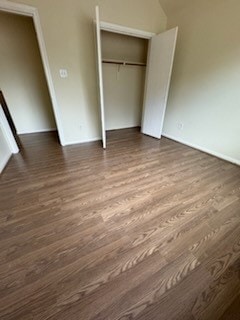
xmin=102 ymin=59 xmax=146 ymax=67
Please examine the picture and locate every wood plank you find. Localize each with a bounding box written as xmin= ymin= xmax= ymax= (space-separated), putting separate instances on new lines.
xmin=0 ymin=129 xmax=239 ymax=320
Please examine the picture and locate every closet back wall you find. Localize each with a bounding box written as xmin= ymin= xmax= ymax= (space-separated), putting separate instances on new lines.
xmin=102 ymin=31 xmax=148 ymax=130
xmin=0 ymin=12 xmax=56 ymax=134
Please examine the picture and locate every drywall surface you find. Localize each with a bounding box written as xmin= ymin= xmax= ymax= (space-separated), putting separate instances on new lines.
xmin=0 ymin=12 xmax=56 ymax=134
xmin=103 ymin=64 xmax=145 ymax=130
xmin=0 ymin=124 xmax=11 ymax=173
xmin=160 ymin=0 xmax=191 ymax=16
xmin=7 ymin=0 xmax=167 ymax=144
xmin=102 ymin=31 xmax=147 ymax=131
xmin=102 ymin=31 xmax=148 ymax=64
xmin=162 ymin=0 xmax=240 ymax=164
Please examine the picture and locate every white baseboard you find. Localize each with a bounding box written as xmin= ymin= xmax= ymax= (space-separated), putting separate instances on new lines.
xmin=18 ymin=128 xmax=57 ymax=135
xmin=106 ymin=125 xmax=141 ymax=131
xmin=0 ymin=152 xmax=12 ymax=174
xmin=64 ymin=137 xmax=101 ymax=146
xmin=162 ymin=133 xmax=240 ymax=166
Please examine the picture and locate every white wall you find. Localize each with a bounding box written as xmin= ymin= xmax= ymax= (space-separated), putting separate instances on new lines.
xmin=0 ymin=124 xmax=11 ymax=173
xmin=162 ymin=0 xmax=240 ymax=164
xmin=6 ymin=0 xmax=167 ymax=144
xmin=0 ymin=11 xmax=56 ymax=134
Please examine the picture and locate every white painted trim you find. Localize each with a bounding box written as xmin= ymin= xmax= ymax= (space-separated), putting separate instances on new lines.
xmin=141 ymin=27 xmax=178 ymax=139
xmin=65 ymin=137 xmax=101 ymax=146
xmin=99 ymin=21 xmax=155 ymax=39
xmin=96 ymin=6 xmax=106 ymax=149
xmin=18 ymin=128 xmax=57 ymax=135
xmin=0 ymin=0 xmax=33 ymax=16
xmin=0 ymin=0 xmax=65 ymax=146
xmin=159 ymin=27 xmax=178 ymax=138
xmin=0 ymin=152 xmax=11 ymax=174
xmin=0 ymin=105 xmax=19 ymax=153
xmin=162 ymin=133 xmax=240 ymax=166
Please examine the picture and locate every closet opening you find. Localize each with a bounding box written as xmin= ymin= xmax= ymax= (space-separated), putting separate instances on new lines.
xmin=95 ymin=6 xmax=178 ymax=149
xmin=101 ymin=30 xmax=149 ymax=134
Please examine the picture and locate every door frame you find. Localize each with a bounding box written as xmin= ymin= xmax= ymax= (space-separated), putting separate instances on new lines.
xmin=99 ymin=21 xmax=155 ymax=40
xmin=95 ymin=6 xmax=106 ymax=149
xmin=95 ymin=9 xmax=156 ymax=149
xmin=0 ymin=104 xmax=19 ymax=154
xmin=94 ymin=14 xmax=156 ymax=149
xmin=0 ymin=0 xmax=65 ymax=146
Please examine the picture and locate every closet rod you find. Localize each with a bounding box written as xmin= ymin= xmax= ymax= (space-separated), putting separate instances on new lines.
xmin=102 ymin=59 xmax=146 ymax=67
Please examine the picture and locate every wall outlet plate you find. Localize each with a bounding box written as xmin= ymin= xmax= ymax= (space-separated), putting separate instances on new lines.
xmin=177 ymin=122 xmax=184 ymax=130
xmin=59 ymin=69 xmax=68 ymax=78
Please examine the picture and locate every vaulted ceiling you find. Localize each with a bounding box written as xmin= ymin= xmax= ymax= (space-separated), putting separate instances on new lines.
xmin=159 ymin=0 xmax=191 ymax=15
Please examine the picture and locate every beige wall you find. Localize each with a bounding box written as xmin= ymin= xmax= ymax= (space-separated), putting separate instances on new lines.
xmin=102 ymin=31 xmax=148 ymax=64
xmin=102 ymin=31 xmax=148 ymax=131
xmin=0 ymin=124 xmax=11 ymax=173
xmin=6 ymin=0 xmax=167 ymax=144
xmin=162 ymin=0 xmax=240 ymax=164
xmin=103 ymin=64 xmax=146 ymax=130
xmin=0 ymin=12 xmax=56 ymax=134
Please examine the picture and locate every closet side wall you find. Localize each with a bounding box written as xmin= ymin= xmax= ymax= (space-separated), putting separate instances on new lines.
xmin=102 ymin=32 xmax=148 ymax=131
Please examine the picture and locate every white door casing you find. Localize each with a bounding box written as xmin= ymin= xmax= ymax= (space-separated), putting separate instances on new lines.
xmin=0 ymin=105 xmax=19 ymax=154
xmin=95 ymin=6 xmax=106 ymax=149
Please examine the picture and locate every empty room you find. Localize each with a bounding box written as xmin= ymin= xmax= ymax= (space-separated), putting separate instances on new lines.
xmin=0 ymin=0 xmax=239 ymax=319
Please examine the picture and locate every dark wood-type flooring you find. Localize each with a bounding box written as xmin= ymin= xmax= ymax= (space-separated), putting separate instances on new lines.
xmin=0 ymin=128 xmax=240 ymax=320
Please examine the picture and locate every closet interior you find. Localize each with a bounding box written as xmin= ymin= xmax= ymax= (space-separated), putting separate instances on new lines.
xmin=101 ymin=31 xmax=149 ymax=132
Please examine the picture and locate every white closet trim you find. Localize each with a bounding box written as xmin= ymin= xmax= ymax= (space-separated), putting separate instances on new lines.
xmin=99 ymin=21 xmax=155 ymax=39
xmin=0 ymin=105 xmax=19 ymax=154
xmin=102 ymin=59 xmax=146 ymax=67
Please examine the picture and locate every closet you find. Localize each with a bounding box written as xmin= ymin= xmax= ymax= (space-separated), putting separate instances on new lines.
xmin=102 ymin=31 xmax=148 ymax=132
xmin=95 ymin=6 xmax=178 ymax=149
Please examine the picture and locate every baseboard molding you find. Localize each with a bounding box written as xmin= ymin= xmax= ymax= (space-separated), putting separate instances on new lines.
xmin=0 ymin=152 xmax=12 ymax=174
xmin=64 ymin=137 xmax=101 ymax=146
xmin=18 ymin=128 xmax=57 ymax=135
xmin=106 ymin=125 xmax=141 ymax=131
xmin=162 ymin=133 xmax=240 ymax=166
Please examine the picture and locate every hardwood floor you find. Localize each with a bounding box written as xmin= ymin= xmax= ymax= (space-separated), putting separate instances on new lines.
xmin=0 ymin=128 xmax=239 ymax=320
